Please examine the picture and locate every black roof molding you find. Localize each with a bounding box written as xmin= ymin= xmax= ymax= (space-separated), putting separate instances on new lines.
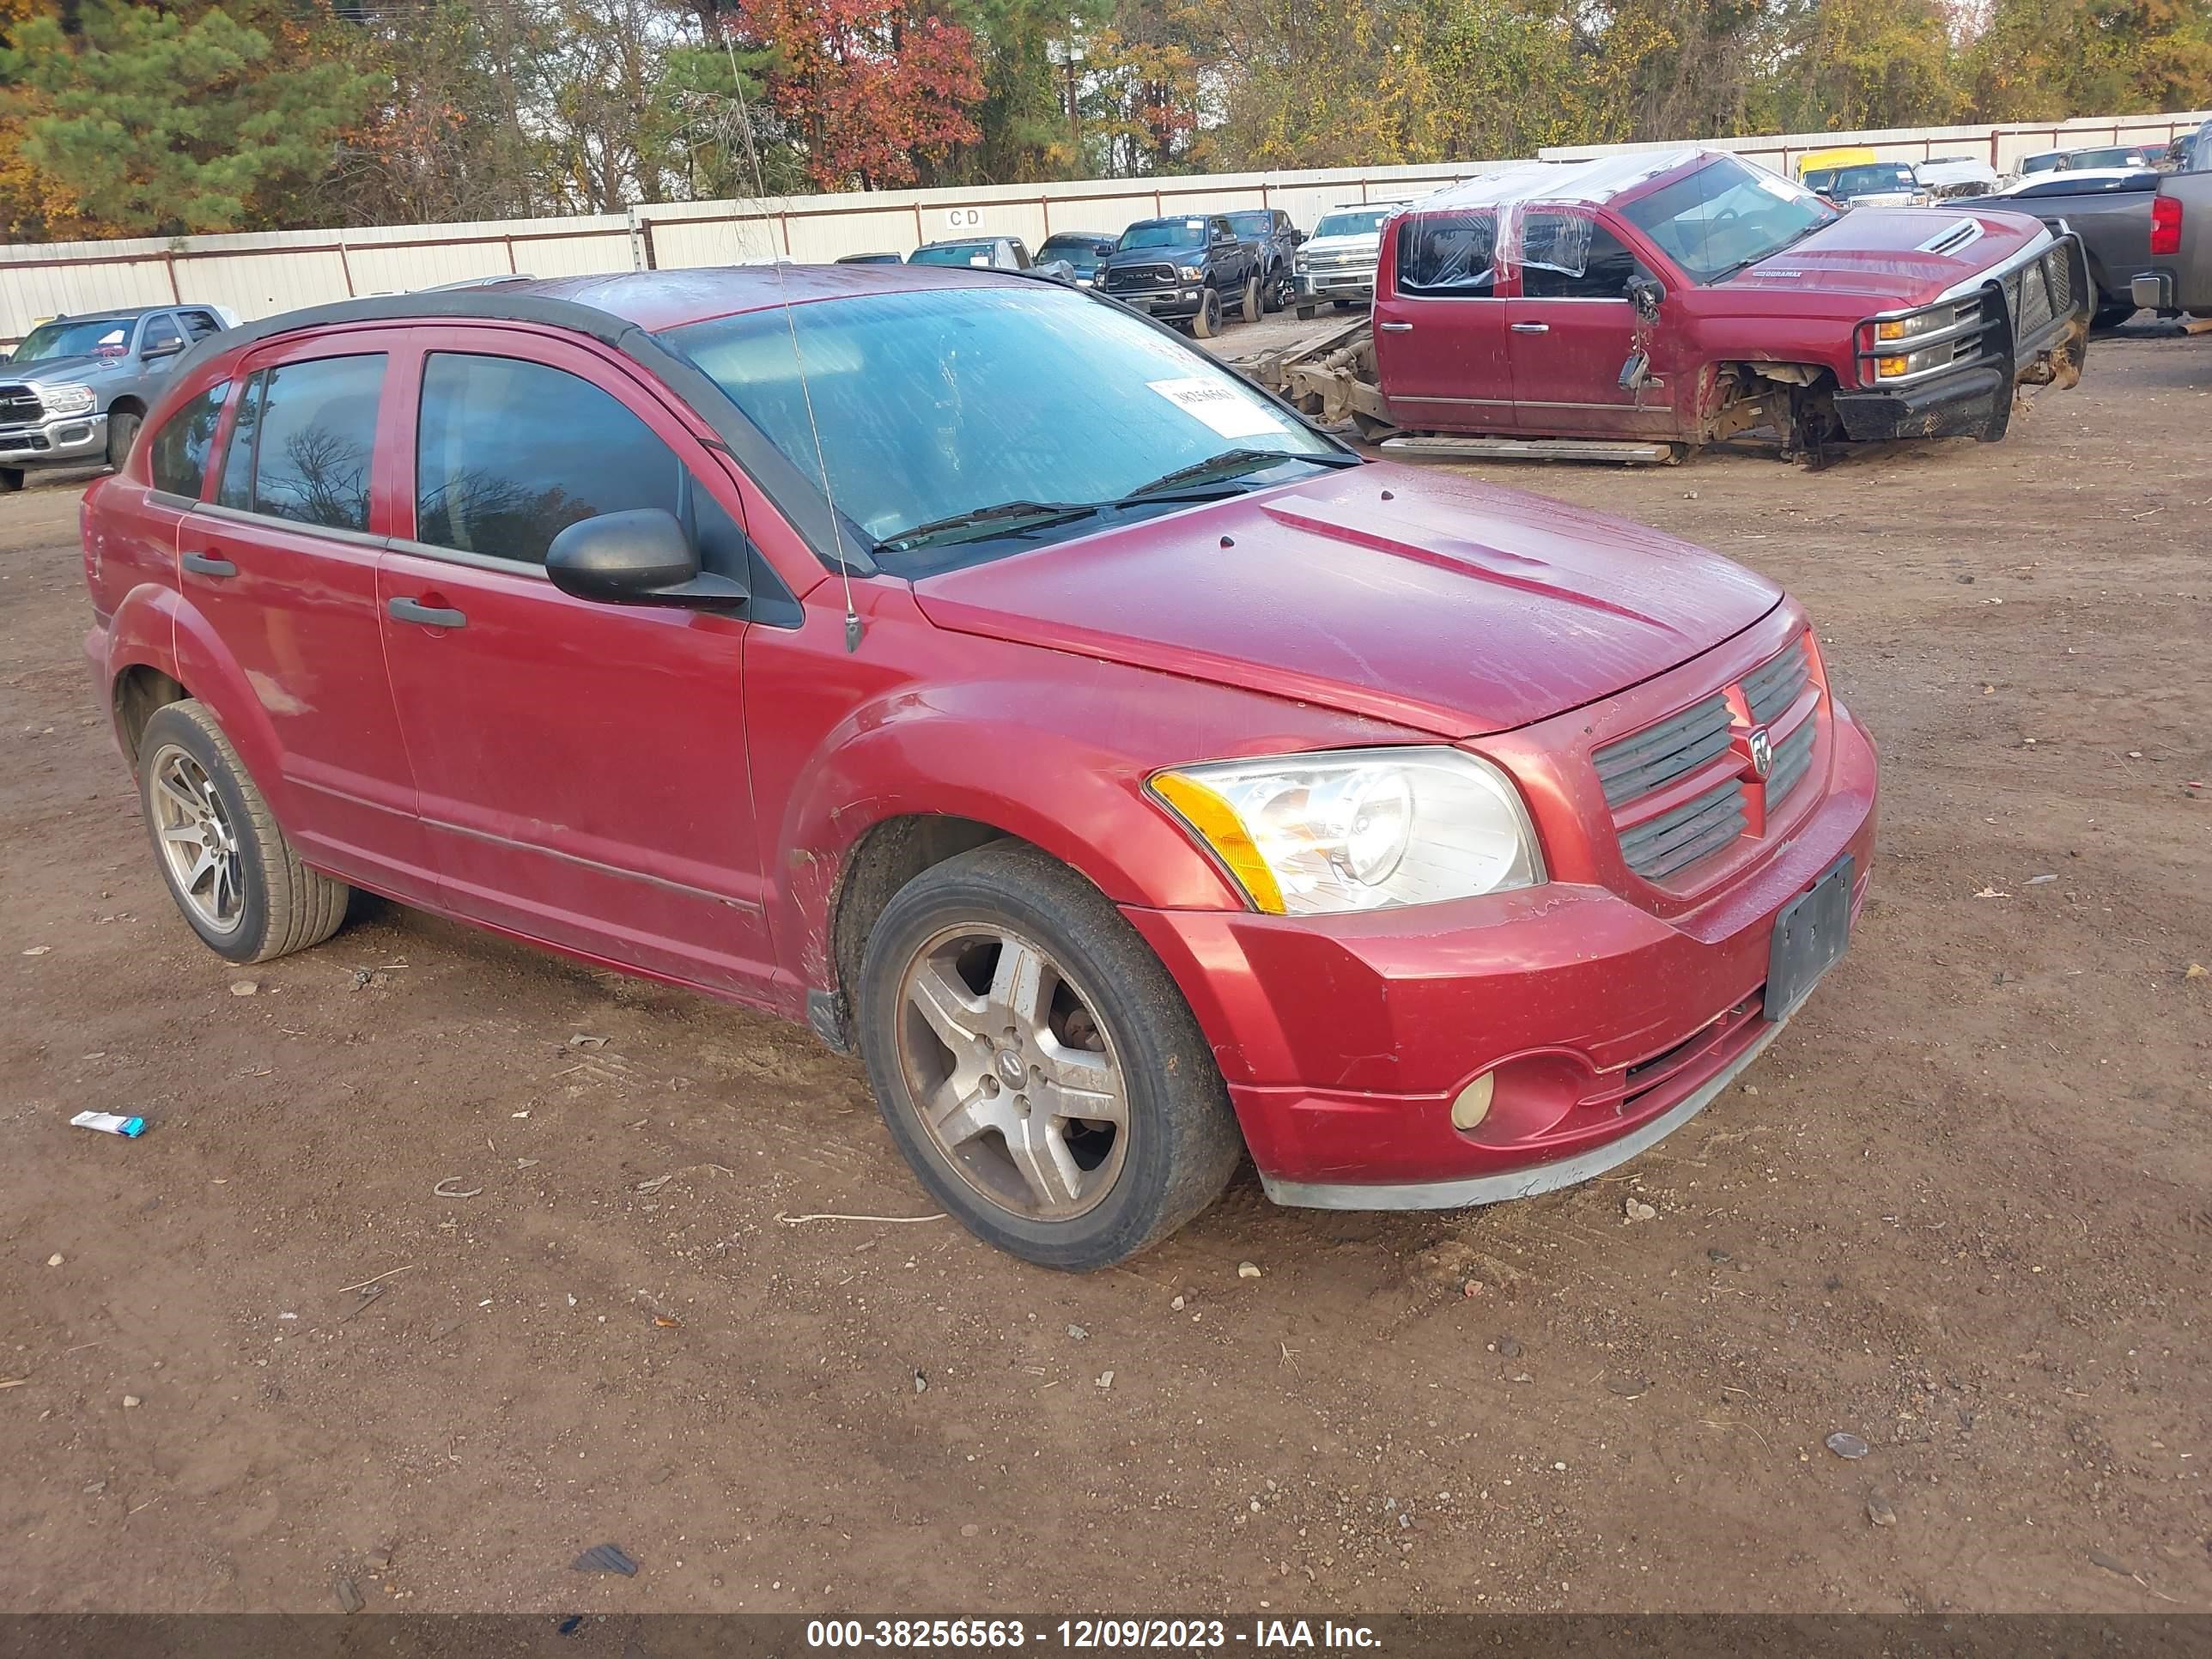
xmin=161 ymin=289 xmax=879 ymax=579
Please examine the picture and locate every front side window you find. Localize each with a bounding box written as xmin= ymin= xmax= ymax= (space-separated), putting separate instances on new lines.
xmin=666 ymin=284 xmax=1342 ymax=568
xmin=147 ymin=380 xmax=230 ymax=499
xmin=142 ymin=314 xmax=185 ymax=355
xmin=1395 ymin=212 xmax=1498 ymax=297
xmin=231 ymin=355 xmax=385 ymax=532
xmin=1619 ymin=155 xmax=1838 ymax=283
xmin=1520 ymin=213 xmax=1640 ymax=301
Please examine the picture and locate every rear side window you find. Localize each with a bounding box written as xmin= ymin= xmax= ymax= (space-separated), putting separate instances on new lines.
xmin=1396 ymin=212 xmax=1498 ymax=297
xmin=218 ymin=355 xmax=384 ymax=532
xmin=179 ymin=310 xmax=223 ymax=342
xmin=1521 ymin=213 xmax=1641 ymax=301
xmin=147 ymin=380 xmax=229 ymax=499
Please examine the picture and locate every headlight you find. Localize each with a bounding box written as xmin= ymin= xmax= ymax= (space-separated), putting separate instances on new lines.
xmin=1176 ymin=264 xmax=1206 ymax=282
xmin=1293 ymin=255 xmax=1310 ymax=273
xmin=1149 ymin=747 xmax=1544 ymax=916
xmin=32 ymin=382 xmax=96 ymax=416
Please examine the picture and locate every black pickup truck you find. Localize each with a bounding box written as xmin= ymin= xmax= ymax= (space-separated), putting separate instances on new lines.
xmin=1973 ymin=169 xmax=2175 ymax=325
xmin=1096 ymin=215 xmax=1263 ymax=338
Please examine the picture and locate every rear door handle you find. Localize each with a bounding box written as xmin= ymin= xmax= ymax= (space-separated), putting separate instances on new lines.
xmin=181 ymin=551 xmax=236 ymax=579
xmin=1510 ymin=322 xmax=1550 ymax=335
xmin=387 ymin=596 xmax=466 ymax=629
xmin=1377 ymin=321 xmax=1414 ymax=332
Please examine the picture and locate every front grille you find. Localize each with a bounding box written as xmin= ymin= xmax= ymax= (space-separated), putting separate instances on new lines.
xmin=1104 ymin=263 xmax=1176 ymax=290
xmin=1592 ymin=693 xmax=1732 ymax=807
xmin=1593 ymin=634 xmax=1825 ymax=885
xmin=1766 ymin=717 xmax=1816 ymax=804
xmin=1305 ymin=250 xmax=1370 ymax=270
xmin=1741 ymin=635 xmax=1809 ymax=725
xmin=1619 ymin=778 xmax=1749 ymax=880
xmin=0 ymin=383 xmax=40 ymax=424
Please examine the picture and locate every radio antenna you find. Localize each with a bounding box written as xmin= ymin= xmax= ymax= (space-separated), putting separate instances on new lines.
xmin=724 ymin=41 xmax=864 ymax=652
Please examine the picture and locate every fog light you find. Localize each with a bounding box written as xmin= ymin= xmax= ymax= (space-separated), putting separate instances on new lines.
xmin=1449 ymin=1071 xmax=1496 ymax=1131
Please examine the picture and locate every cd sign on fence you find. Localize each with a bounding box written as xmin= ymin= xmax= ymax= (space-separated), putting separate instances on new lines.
xmin=945 ymin=208 xmax=982 ymax=229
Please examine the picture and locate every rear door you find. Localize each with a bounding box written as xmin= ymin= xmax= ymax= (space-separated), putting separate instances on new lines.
xmin=376 ymin=330 xmax=782 ymax=997
xmin=1505 ymin=209 xmax=1674 ymax=439
xmin=1372 ymin=208 xmax=1513 ymax=432
xmin=175 ymin=334 xmax=435 ymax=898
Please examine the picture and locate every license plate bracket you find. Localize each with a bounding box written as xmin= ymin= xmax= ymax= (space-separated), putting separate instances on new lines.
xmin=1765 ymin=855 xmax=1853 ymax=1022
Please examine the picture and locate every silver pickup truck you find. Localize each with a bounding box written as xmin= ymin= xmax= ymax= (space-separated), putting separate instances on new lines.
xmin=1 ymin=304 xmax=231 ymax=490
xmin=2132 ymin=125 xmax=2212 ymax=317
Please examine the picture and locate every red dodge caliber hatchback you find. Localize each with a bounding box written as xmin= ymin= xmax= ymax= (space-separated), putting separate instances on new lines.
xmin=81 ymin=268 xmax=1876 ymax=1268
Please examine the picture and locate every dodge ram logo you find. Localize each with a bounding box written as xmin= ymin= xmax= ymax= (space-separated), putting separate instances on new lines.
xmin=1747 ymin=726 xmax=1775 ymax=780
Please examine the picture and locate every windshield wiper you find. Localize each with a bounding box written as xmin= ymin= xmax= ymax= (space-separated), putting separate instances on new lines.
xmin=873 ymin=499 xmax=1104 ymax=553
xmin=1119 ymin=447 xmax=1360 ymax=501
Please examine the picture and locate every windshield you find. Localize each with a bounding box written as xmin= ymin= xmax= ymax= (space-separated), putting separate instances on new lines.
xmin=1120 ymin=220 xmax=1206 ymax=250
xmin=2070 ymin=147 xmax=2144 ymax=167
xmin=1619 ymin=155 xmax=1838 ymax=284
xmin=1313 ymin=210 xmax=1390 ymax=240
xmin=1224 ymin=212 xmax=1273 ymax=235
xmin=909 ymin=243 xmax=995 ymax=267
xmin=1832 ymin=164 xmax=1916 ymax=194
xmin=665 ymin=285 xmax=1340 ymax=569
xmin=1039 ymin=236 xmax=1106 ymax=273
xmin=13 ymin=315 xmax=135 ymax=363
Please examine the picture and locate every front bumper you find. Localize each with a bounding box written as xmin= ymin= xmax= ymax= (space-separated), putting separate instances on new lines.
xmin=1103 ymin=285 xmax=1206 ymax=320
xmin=1835 ymin=233 xmax=2091 ymax=443
xmin=1122 ymin=685 xmax=1879 ymax=1208
xmin=1296 ymin=269 xmax=1375 ymax=301
xmin=0 ymin=410 xmax=108 ymax=466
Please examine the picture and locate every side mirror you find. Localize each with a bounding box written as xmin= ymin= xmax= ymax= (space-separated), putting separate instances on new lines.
xmin=1291 ymin=228 xmax=1308 ymax=246
xmin=1626 ymin=276 xmax=1665 ymax=322
xmin=143 ymin=338 xmax=184 ymax=362
xmin=545 ymin=508 xmax=746 ymax=609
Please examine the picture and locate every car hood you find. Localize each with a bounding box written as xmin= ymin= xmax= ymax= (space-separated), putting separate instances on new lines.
xmin=911 ymin=464 xmax=1781 ymax=738
xmin=2 ymin=353 xmax=109 ymax=383
xmin=1723 ymin=206 xmax=2050 ymax=305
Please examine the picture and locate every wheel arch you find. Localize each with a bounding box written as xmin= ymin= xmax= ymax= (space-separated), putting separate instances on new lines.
xmin=106 ymin=392 xmax=149 ymax=420
xmin=112 ymin=663 xmax=191 ymax=763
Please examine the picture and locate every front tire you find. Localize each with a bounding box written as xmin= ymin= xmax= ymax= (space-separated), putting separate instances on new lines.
xmin=1240 ymin=274 xmax=1263 ymax=324
xmin=137 ymin=700 xmax=351 ymax=964
xmin=1192 ymin=288 xmax=1223 ymax=339
xmin=855 ymin=842 xmax=1243 ymax=1271
xmin=0 ymin=466 xmax=21 ymax=493
xmin=106 ymin=409 xmax=142 ymax=471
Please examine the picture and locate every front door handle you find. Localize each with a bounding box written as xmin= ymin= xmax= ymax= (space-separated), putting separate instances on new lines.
xmin=387 ymin=596 xmax=466 ymax=629
xmin=181 ymin=551 xmax=236 ymax=579
xmin=1510 ymin=322 xmax=1551 ymax=334
xmin=1378 ymin=321 xmax=1414 ymax=333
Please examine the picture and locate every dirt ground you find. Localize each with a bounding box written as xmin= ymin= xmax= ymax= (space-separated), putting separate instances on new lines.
xmin=2 ymin=319 xmax=2208 ymax=1618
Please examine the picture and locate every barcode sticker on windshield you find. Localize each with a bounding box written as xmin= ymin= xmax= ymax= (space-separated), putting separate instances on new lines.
xmin=1148 ymin=377 xmax=1288 ymax=440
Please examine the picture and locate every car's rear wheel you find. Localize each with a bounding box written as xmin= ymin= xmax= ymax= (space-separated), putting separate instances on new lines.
xmin=1266 ymin=265 xmax=1296 ymax=312
xmin=1240 ymin=275 xmax=1264 ymax=324
xmin=1192 ymin=289 xmax=1223 ymax=339
xmin=106 ymin=409 xmax=142 ymax=471
xmin=137 ymin=700 xmax=351 ymax=964
xmin=1295 ymin=304 xmax=1318 ymax=321
xmin=855 ymin=842 xmax=1243 ymax=1271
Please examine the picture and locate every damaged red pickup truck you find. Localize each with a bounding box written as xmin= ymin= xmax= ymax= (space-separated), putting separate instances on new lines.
xmin=1259 ymin=147 xmax=2092 ymax=459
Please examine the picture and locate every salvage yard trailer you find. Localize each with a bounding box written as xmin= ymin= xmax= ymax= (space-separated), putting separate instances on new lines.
xmin=1241 ymin=148 xmax=2093 ymax=461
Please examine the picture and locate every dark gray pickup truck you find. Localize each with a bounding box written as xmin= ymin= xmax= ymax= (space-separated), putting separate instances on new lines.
xmin=1976 ymin=170 xmax=2172 ymax=325
xmin=2133 ymin=125 xmax=2212 ymax=317
xmin=1 ymin=304 xmax=232 ymax=489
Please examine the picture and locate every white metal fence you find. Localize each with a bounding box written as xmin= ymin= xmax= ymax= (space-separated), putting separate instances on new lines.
xmin=3 ymin=108 xmax=2203 ymax=349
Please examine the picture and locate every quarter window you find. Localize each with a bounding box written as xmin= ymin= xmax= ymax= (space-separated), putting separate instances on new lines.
xmin=1521 ymin=214 xmax=1641 ymax=301
xmin=147 ymin=380 xmax=230 ymax=499
xmin=1395 ymin=212 xmax=1498 ymax=297
xmin=222 ymin=355 xmax=385 ymax=532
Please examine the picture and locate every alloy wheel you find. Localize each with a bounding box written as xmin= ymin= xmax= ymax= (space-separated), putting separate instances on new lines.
xmin=893 ymin=922 xmax=1128 ymax=1220
xmin=149 ymin=743 xmax=245 ymax=933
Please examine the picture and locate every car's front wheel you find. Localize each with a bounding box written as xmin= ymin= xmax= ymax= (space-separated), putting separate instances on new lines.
xmin=855 ymin=842 xmax=1243 ymax=1271
xmin=1240 ymin=274 xmax=1264 ymax=324
xmin=137 ymin=700 xmax=351 ymax=963
xmin=1191 ymin=288 xmax=1224 ymax=339
xmin=0 ymin=466 xmax=21 ymax=494
xmin=106 ymin=409 xmax=142 ymax=471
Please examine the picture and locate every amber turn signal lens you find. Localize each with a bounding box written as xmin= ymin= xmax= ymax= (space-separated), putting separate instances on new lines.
xmin=1875 ymin=319 xmax=1907 ymax=341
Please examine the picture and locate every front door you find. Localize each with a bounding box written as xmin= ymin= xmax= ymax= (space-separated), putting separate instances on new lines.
xmin=1372 ymin=208 xmax=1514 ymax=433
xmin=375 ymin=336 xmax=779 ymax=998
xmin=1504 ymin=210 xmax=1675 ymax=440
xmin=175 ymin=339 xmax=436 ymax=901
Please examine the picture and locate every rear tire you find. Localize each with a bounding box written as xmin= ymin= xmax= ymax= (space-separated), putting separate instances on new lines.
xmin=1192 ymin=289 xmax=1223 ymax=339
xmin=1240 ymin=274 xmax=1263 ymax=324
xmin=105 ymin=409 xmax=142 ymax=471
xmin=1295 ymin=304 xmax=1317 ymax=322
xmin=2091 ymin=304 xmax=2135 ymax=330
xmin=137 ymin=700 xmax=351 ymax=964
xmin=855 ymin=842 xmax=1243 ymax=1271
